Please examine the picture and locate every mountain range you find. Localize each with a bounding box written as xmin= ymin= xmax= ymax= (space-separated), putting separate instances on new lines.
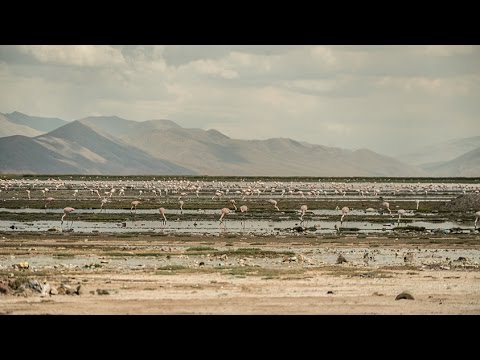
xmin=0 ymin=111 xmax=478 ymax=176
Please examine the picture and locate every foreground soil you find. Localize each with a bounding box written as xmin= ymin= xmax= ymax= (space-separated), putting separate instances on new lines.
xmin=1 ymin=232 xmax=480 ymax=314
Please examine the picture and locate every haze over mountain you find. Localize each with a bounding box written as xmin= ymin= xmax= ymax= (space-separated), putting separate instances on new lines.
xmin=2 ymin=111 xmax=68 ymax=133
xmin=0 ymin=113 xmax=43 ymax=138
xmin=399 ymin=136 xmax=480 ymax=166
xmin=78 ymin=116 xmax=427 ymax=176
xmin=0 ymin=120 xmax=195 ymax=175
xmin=0 ymin=112 xmax=478 ymax=176
xmin=422 ymin=147 xmax=480 ymax=177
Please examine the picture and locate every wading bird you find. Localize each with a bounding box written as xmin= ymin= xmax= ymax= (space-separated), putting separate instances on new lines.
xmin=381 ymin=201 xmax=392 ymax=215
xmin=397 ymin=209 xmax=406 ymax=226
xmin=230 ymin=199 xmax=237 ymax=211
xmin=268 ymin=199 xmax=279 ymax=211
xmin=340 ymin=206 xmax=350 ymax=225
xmin=159 ymin=207 xmax=167 ymax=226
xmin=300 ymin=204 xmax=308 ymax=222
xmin=219 ymin=207 xmax=230 ymax=224
xmin=179 ymin=200 xmax=184 ymax=214
xmin=44 ymin=197 xmax=55 ymax=211
xmin=240 ymin=205 xmax=248 ymax=229
xmin=131 ymin=200 xmax=141 ymax=213
xmin=100 ymin=198 xmax=108 ymax=213
xmin=475 ymin=211 xmax=480 ymax=229
xmin=61 ymin=207 xmax=75 ymax=226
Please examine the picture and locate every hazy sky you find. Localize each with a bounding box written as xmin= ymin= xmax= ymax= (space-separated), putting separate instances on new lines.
xmin=0 ymin=45 xmax=478 ymax=155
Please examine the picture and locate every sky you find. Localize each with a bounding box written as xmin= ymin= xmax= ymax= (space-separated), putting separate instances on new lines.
xmin=0 ymin=45 xmax=479 ymax=156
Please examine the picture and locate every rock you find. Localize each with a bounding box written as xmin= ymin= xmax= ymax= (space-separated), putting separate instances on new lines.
xmin=199 ymin=262 xmax=205 ymax=266
xmin=14 ymin=261 xmax=29 ymax=270
xmin=49 ymin=287 xmax=58 ymax=295
xmin=28 ymin=279 xmax=43 ymax=293
xmin=327 ymin=290 xmax=334 ymax=294
xmin=336 ymin=254 xmax=347 ymax=264
xmin=40 ymin=283 xmax=51 ymax=297
xmin=395 ymin=291 xmax=415 ymax=300
xmin=96 ymin=289 xmax=109 ymax=295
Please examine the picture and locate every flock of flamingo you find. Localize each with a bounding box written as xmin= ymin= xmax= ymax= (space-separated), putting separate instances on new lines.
xmin=1 ymin=177 xmax=480 ymax=233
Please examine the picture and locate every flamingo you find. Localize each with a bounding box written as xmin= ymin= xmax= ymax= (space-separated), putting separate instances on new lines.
xmin=240 ymin=205 xmax=248 ymax=229
xmin=219 ymin=207 xmax=230 ymax=223
xmin=268 ymin=199 xmax=279 ymax=211
xmin=61 ymin=207 xmax=75 ymax=226
xmin=415 ymin=200 xmax=420 ymax=210
xmin=179 ymin=200 xmax=184 ymax=214
xmin=100 ymin=198 xmax=108 ymax=213
xmin=475 ymin=211 xmax=480 ymax=229
xmin=381 ymin=201 xmax=392 ymax=215
xmin=230 ymin=199 xmax=237 ymax=211
xmin=397 ymin=209 xmax=406 ymax=226
xmin=131 ymin=200 xmax=141 ymax=213
xmin=26 ymin=189 xmax=31 ymax=200
xmin=44 ymin=197 xmax=55 ymax=211
xmin=159 ymin=207 xmax=167 ymax=226
xmin=340 ymin=206 xmax=349 ymax=225
xmin=299 ymin=204 xmax=308 ymax=222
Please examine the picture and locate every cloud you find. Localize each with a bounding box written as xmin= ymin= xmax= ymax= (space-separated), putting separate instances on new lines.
xmin=17 ymin=45 xmax=126 ymax=67
xmin=0 ymin=45 xmax=479 ymax=156
xmin=183 ymin=59 xmax=238 ymax=79
xmin=424 ymin=45 xmax=475 ymax=56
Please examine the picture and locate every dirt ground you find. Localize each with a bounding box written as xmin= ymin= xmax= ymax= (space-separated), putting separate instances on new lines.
xmin=1 ymin=233 xmax=480 ymax=314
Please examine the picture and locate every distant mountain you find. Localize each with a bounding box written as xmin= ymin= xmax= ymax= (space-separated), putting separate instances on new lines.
xmin=422 ymin=147 xmax=480 ymax=177
xmin=0 ymin=120 xmax=196 ymax=175
xmin=3 ymin=111 xmax=68 ymax=133
xmin=78 ymin=116 xmax=427 ymax=176
xmin=400 ymin=136 xmax=480 ymax=166
xmin=79 ymin=116 xmax=181 ymax=140
xmin=0 ymin=113 xmax=43 ymax=138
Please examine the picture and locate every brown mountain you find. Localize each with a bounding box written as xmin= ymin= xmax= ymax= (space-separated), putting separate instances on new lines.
xmin=0 ymin=120 xmax=195 ymax=175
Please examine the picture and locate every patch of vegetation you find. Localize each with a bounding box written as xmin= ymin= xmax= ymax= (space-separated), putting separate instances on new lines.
xmin=223 ymin=266 xmax=304 ymax=277
xmin=53 ymin=253 xmax=75 ymax=258
xmin=186 ymin=246 xmax=216 ymax=252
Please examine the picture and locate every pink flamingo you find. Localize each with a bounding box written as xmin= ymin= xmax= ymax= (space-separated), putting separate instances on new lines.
xmin=397 ymin=209 xmax=406 ymax=226
xmin=44 ymin=197 xmax=55 ymax=211
xmin=159 ymin=207 xmax=167 ymax=226
xmin=381 ymin=201 xmax=391 ymax=215
xmin=240 ymin=205 xmax=248 ymax=229
xmin=219 ymin=207 xmax=230 ymax=223
xmin=300 ymin=204 xmax=308 ymax=222
xmin=475 ymin=211 xmax=480 ymax=229
xmin=230 ymin=199 xmax=237 ymax=211
xmin=100 ymin=198 xmax=108 ymax=213
xmin=61 ymin=207 xmax=75 ymax=226
xmin=340 ymin=206 xmax=350 ymax=225
xmin=131 ymin=200 xmax=141 ymax=213
xmin=268 ymin=199 xmax=279 ymax=211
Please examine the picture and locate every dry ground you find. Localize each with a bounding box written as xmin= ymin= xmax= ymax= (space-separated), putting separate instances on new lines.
xmin=1 ymin=233 xmax=480 ymax=314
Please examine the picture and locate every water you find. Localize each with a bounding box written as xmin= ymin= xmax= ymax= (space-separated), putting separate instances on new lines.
xmin=1 ymin=218 xmax=473 ymax=235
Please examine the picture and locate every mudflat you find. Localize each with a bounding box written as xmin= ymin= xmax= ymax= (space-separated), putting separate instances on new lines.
xmin=1 ymin=233 xmax=479 ymax=314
